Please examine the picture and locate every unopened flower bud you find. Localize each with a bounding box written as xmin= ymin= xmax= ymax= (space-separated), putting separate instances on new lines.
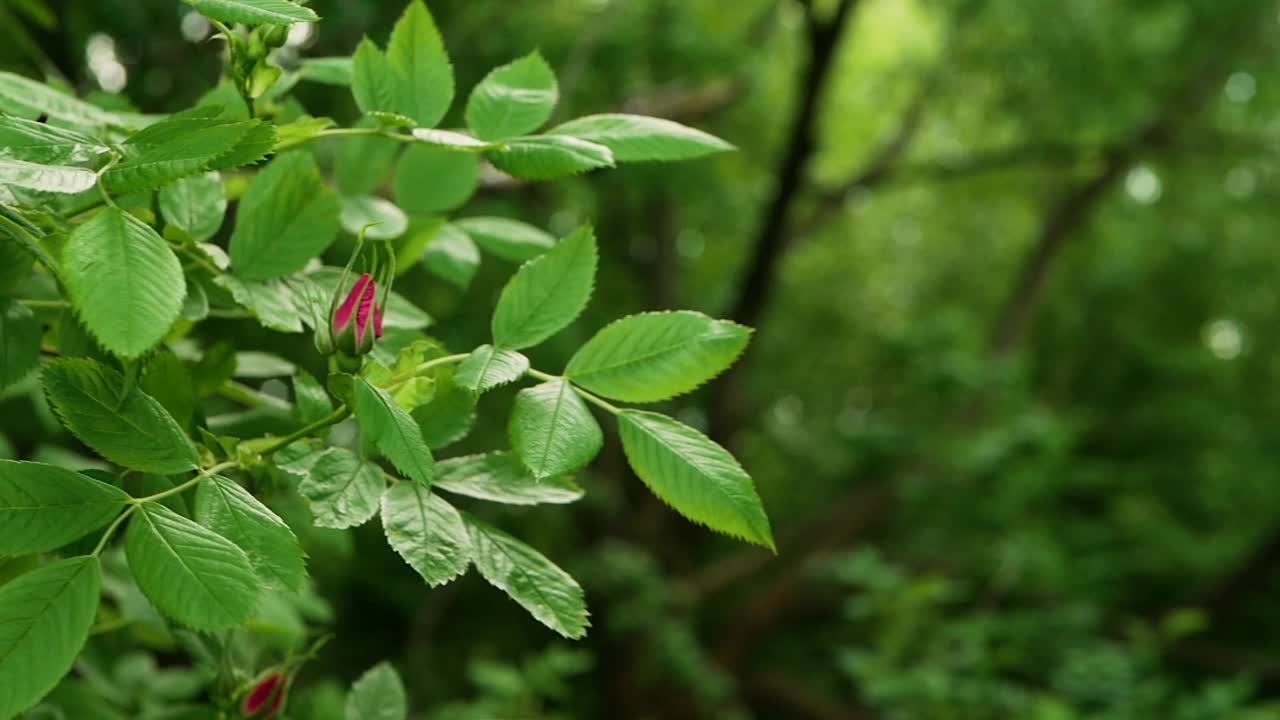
xmin=331 ymin=272 xmax=384 ymax=357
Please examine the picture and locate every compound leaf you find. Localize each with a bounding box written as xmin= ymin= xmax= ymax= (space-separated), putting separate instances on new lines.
xmin=617 ymin=410 xmax=774 ymax=550
xmin=491 ymin=225 xmax=596 ymax=349
xmin=0 ymin=460 xmax=129 ymax=556
xmin=381 ymin=482 xmax=470 ymax=586
xmin=0 ymin=556 xmax=100 ymax=720
xmin=43 ymin=358 xmax=199 ymax=474
xmin=62 ymin=207 xmax=185 ymax=357
xmin=509 ymin=379 xmax=602 ymax=480
xmin=125 ymin=502 xmax=258 ymax=630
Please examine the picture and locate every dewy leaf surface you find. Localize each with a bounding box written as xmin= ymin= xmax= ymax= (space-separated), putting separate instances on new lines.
xmin=491 ymin=225 xmax=597 ymax=349
xmin=465 ymin=51 xmax=558 ymax=141
xmin=0 ymin=556 xmax=100 ymax=720
xmin=43 ymin=358 xmax=200 ymax=474
xmin=354 ymin=378 xmax=434 ymax=485
xmin=565 ymin=311 xmax=751 ymax=402
xmin=435 ymin=451 xmax=583 ymax=506
xmin=125 ymin=502 xmax=259 ymax=630
xmin=509 ymin=379 xmax=603 ymax=480
xmin=617 ymin=410 xmax=774 ymax=550
xmin=196 ymin=475 xmax=306 ymax=592
xmin=381 ymin=482 xmax=470 ymax=586
xmin=0 ymin=460 xmax=130 ymax=555
xmin=466 ymin=517 xmax=589 ymax=639
xmin=548 ymin=113 xmax=734 ymax=162
xmin=181 ymin=0 xmax=319 ymax=24
xmin=346 ymin=662 xmax=407 ymax=720
xmin=62 ymin=207 xmax=185 ymax=357
xmin=230 ymin=151 xmax=339 ymax=281
xmin=299 ymin=447 xmax=385 ymax=529
xmin=453 ymin=344 xmax=529 ymax=393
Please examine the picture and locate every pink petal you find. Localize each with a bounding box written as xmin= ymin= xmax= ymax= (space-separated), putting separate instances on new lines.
xmin=242 ymin=672 xmax=282 ymax=716
xmin=332 ymin=273 xmax=372 ymax=334
xmin=354 ymin=276 xmax=377 ymax=346
xmin=372 ymin=304 xmax=383 ymax=339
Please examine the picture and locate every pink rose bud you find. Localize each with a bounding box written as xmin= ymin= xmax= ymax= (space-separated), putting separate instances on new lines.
xmin=332 ymin=272 xmax=383 ymax=356
xmin=242 ymin=671 xmax=285 ymax=717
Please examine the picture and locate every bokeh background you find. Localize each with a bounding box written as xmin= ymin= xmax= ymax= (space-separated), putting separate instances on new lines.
xmin=8 ymin=0 xmax=1280 ymax=717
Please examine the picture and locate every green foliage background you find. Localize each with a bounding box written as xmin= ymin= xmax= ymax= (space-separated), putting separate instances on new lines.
xmin=6 ymin=0 xmax=1280 ymax=717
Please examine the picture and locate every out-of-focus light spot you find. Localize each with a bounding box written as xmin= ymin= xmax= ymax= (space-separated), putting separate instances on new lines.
xmin=181 ymin=11 xmax=211 ymax=42
xmin=1224 ymin=72 xmax=1256 ymax=104
xmin=677 ymin=229 xmax=705 ymax=259
xmin=286 ymin=22 xmax=314 ymax=48
xmin=1225 ymin=166 xmax=1256 ymax=198
xmin=1125 ymin=165 xmax=1161 ymax=205
xmin=771 ymin=395 xmax=804 ymax=428
xmin=1204 ymin=318 xmax=1243 ymax=360
xmin=86 ymin=33 xmax=127 ymax=93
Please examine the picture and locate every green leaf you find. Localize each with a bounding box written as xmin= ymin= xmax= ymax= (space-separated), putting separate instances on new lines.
xmin=0 ymin=460 xmax=129 ymax=555
xmin=435 ymin=452 xmax=583 ymax=506
xmin=299 ymin=57 xmax=353 ymax=86
xmin=0 ymin=556 xmax=100 ymax=720
xmin=0 ymin=158 xmax=96 ymax=193
xmin=421 ymin=222 xmax=480 ymax=289
xmin=466 ymin=517 xmax=588 ymax=639
xmin=308 ymin=268 xmax=432 ymax=329
xmin=565 ymin=311 xmax=751 ymax=402
xmin=339 ymin=195 xmax=408 ymax=240
xmin=62 ymin=207 xmax=185 ymax=357
xmin=159 ymin=172 xmax=225 ymax=243
xmin=353 ymin=378 xmax=434 ymax=485
xmin=381 ymin=482 xmax=469 ymax=586
xmin=617 ymin=410 xmax=774 ymax=550
xmin=351 ymin=38 xmax=396 ymax=118
xmin=393 ymin=144 xmax=478 ymax=214
xmin=345 ymin=662 xmax=407 ymax=720
xmin=0 ymin=115 xmax=108 ymax=164
xmin=293 ymin=370 xmax=333 ymax=424
xmin=491 ymin=225 xmax=596 ymax=349
xmin=465 ymin=51 xmax=558 ymax=141
xmin=43 ymin=358 xmax=200 ymax=474
xmin=274 ymin=115 xmax=336 ymax=151
xmin=0 ymin=72 xmax=122 ymax=128
xmin=487 ymin=135 xmax=613 ymax=180
xmin=548 ymin=114 xmax=734 ymax=162
xmin=509 ymin=379 xmax=602 ymax=480
xmin=102 ymin=119 xmax=266 ymax=193
xmin=125 ymin=502 xmax=259 ymax=630
xmin=214 ymin=275 xmax=304 ymax=333
xmin=335 ymin=120 xmax=398 ymax=196
xmin=455 ymin=216 xmax=555 ymax=262
xmin=180 ymin=0 xmax=318 ymax=24
xmin=0 ymin=300 xmax=40 ymax=388
xmin=385 ymin=0 xmax=454 ymax=129
xmin=299 ymin=448 xmax=385 ymax=529
xmin=196 ymin=475 xmax=305 ymax=592
xmin=230 ymin=151 xmax=340 ymax=281
xmin=454 ymin=344 xmax=529 ymax=393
